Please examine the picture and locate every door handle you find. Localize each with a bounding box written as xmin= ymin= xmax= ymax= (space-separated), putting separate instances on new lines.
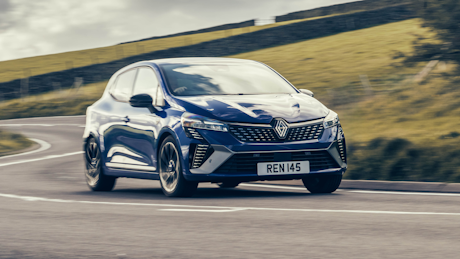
xmin=122 ymin=116 xmax=130 ymax=123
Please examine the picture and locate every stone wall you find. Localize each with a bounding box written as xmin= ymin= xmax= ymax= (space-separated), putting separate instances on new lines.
xmin=275 ymin=0 xmax=412 ymax=22
xmin=120 ymin=20 xmax=255 ymax=45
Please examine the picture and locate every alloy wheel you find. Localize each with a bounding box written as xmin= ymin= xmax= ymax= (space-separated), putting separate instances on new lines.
xmin=159 ymin=142 xmax=180 ymax=193
xmin=85 ymin=138 xmax=101 ymax=187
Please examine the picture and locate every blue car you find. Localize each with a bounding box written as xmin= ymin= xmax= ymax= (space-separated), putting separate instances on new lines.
xmin=83 ymin=58 xmax=347 ymax=197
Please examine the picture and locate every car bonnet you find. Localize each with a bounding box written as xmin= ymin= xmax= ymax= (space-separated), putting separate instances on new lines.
xmin=174 ymin=93 xmax=329 ymax=124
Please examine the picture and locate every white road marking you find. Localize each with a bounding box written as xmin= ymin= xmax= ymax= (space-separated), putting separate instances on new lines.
xmin=0 ymin=124 xmax=84 ymax=127
xmin=0 ymin=115 xmax=85 ymax=122
xmin=241 ymin=184 xmax=460 ymax=197
xmin=0 ymin=124 xmax=53 ymax=127
xmin=349 ymin=190 xmax=460 ymax=196
xmin=0 ymin=151 xmax=83 ymax=167
xmin=0 ymin=192 xmax=460 ymax=216
xmin=158 ymin=208 xmax=246 ymax=213
xmin=240 ymin=183 xmax=307 ymax=191
xmin=0 ymin=138 xmax=51 ymax=160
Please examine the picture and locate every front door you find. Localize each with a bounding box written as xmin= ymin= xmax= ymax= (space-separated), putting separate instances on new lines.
xmin=103 ymin=68 xmax=152 ymax=171
xmin=120 ymin=67 xmax=162 ymax=173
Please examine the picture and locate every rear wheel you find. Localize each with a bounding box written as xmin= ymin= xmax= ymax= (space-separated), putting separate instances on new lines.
xmin=159 ymin=136 xmax=198 ymax=197
xmin=85 ymin=138 xmax=116 ymax=191
xmin=302 ymin=174 xmax=342 ymax=194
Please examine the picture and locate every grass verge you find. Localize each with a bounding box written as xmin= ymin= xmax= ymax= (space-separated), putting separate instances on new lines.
xmin=0 ymin=81 xmax=106 ymax=120
xmin=0 ymin=130 xmax=34 ymax=157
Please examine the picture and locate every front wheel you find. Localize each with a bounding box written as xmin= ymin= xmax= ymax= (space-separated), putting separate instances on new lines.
xmin=159 ymin=136 xmax=198 ymax=197
xmin=302 ymin=174 xmax=342 ymax=194
xmin=85 ymin=138 xmax=116 ymax=191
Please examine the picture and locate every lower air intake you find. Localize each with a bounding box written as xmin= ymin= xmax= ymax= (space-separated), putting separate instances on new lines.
xmin=214 ymin=150 xmax=339 ymax=175
xmin=190 ymin=144 xmax=214 ymax=169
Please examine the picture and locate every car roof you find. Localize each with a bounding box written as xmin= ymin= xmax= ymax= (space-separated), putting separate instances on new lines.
xmin=144 ymin=57 xmax=259 ymax=66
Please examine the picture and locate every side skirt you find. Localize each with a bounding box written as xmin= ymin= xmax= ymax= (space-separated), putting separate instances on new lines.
xmin=104 ymin=165 xmax=159 ymax=180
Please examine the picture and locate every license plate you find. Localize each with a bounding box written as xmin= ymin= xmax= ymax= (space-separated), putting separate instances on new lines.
xmin=257 ymin=161 xmax=310 ymax=176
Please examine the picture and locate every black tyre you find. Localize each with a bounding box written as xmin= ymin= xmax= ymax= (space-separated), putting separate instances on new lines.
xmin=302 ymin=174 xmax=342 ymax=194
xmin=85 ymin=138 xmax=116 ymax=191
xmin=217 ymin=181 xmax=240 ymax=188
xmin=159 ymin=136 xmax=198 ymax=197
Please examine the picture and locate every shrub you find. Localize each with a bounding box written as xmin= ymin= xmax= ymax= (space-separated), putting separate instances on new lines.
xmin=346 ymin=137 xmax=460 ymax=182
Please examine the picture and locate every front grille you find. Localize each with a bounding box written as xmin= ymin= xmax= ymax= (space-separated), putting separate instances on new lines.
xmin=190 ymin=144 xmax=214 ymax=169
xmin=286 ymin=123 xmax=324 ymax=141
xmin=214 ymin=150 xmax=338 ymax=175
xmin=229 ymin=122 xmax=324 ymax=143
xmin=229 ymin=126 xmax=277 ymax=142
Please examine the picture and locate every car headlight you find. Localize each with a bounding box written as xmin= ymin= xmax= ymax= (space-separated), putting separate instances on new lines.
xmin=323 ymin=110 xmax=340 ymax=128
xmin=181 ymin=112 xmax=229 ymax=132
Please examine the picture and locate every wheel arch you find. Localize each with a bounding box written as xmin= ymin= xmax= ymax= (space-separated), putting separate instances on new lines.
xmin=156 ymin=127 xmax=185 ymax=172
xmin=83 ymin=131 xmax=108 ymax=166
xmin=157 ymin=127 xmax=176 ymax=156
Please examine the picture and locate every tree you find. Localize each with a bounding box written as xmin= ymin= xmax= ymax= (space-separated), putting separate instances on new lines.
xmin=414 ymin=0 xmax=460 ymax=63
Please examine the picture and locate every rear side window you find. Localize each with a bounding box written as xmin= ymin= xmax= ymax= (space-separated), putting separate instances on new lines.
xmin=133 ymin=67 xmax=159 ymax=103
xmin=111 ymin=69 xmax=137 ymax=102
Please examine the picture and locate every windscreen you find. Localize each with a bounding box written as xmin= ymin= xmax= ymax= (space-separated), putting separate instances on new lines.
xmin=159 ymin=63 xmax=297 ymax=96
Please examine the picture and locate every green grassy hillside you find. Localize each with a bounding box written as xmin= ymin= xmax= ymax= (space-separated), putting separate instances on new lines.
xmin=229 ymin=19 xmax=443 ymax=145
xmin=0 ymin=19 xmax=435 ymax=120
xmin=0 ymin=15 xmax=339 ymax=84
xmin=230 ymin=19 xmax=436 ymax=94
xmin=2 ymin=18 xmax=459 ymax=181
xmin=230 ymin=19 xmax=460 ymax=181
xmin=1 ymin=19 xmax=450 ymax=146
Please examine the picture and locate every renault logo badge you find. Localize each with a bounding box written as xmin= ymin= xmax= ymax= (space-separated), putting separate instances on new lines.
xmin=273 ymin=118 xmax=289 ymax=139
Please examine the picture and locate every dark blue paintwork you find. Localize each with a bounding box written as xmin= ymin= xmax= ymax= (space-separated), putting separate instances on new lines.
xmin=174 ymin=94 xmax=329 ymax=124
xmin=83 ymin=58 xmax=347 ymax=183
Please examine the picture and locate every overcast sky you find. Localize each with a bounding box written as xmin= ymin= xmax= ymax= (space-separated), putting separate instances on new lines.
xmin=0 ymin=0 xmax=357 ymax=62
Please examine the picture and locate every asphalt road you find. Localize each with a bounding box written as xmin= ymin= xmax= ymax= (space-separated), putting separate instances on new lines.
xmin=1 ymin=116 xmax=459 ymax=259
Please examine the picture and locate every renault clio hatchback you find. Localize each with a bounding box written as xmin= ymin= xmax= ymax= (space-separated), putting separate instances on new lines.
xmin=83 ymin=58 xmax=347 ymax=197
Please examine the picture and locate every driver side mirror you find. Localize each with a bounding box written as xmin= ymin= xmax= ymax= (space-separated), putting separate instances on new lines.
xmin=129 ymin=94 xmax=153 ymax=108
xmin=299 ymin=89 xmax=314 ymax=97
xmin=129 ymin=94 xmax=157 ymax=112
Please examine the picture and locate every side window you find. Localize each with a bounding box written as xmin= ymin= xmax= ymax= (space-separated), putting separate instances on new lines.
xmin=111 ymin=69 xmax=137 ymax=102
xmin=133 ymin=67 xmax=159 ymax=103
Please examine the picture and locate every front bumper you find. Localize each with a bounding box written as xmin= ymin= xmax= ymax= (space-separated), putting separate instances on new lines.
xmin=182 ymin=124 xmax=347 ymax=182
